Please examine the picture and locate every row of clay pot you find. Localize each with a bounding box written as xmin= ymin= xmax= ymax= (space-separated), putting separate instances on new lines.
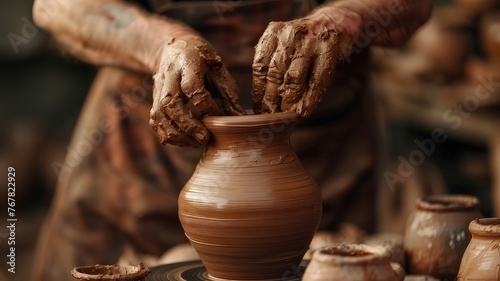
xmin=302 ymin=195 xmax=499 ymax=281
xmin=405 ymin=194 xmax=500 ymax=280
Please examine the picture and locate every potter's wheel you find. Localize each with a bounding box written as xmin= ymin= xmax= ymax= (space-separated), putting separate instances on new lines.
xmin=146 ymin=260 xmax=308 ymax=281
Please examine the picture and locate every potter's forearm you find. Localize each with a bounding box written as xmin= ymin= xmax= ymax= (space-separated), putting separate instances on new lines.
xmin=313 ymin=0 xmax=433 ymax=46
xmin=33 ymin=0 xmax=198 ymax=73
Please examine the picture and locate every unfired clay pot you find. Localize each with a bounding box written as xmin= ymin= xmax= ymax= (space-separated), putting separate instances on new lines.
xmin=302 ymin=244 xmax=405 ymax=281
xmin=404 ymin=194 xmax=481 ymax=280
xmin=178 ymin=111 xmax=322 ymax=280
xmin=71 ymin=264 xmax=150 ymax=281
xmin=457 ymin=218 xmax=500 ymax=280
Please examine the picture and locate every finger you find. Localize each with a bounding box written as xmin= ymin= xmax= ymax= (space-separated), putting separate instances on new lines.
xmin=297 ymin=44 xmax=338 ymax=118
xmin=261 ymin=22 xmax=308 ymax=114
xmin=152 ymin=71 xmax=206 ymax=146
xmin=209 ymin=64 xmax=246 ymax=116
xmin=149 ymin=112 xmax=201 ymax=148
xmin=261 ymin=37 xmax=295 ymax=114
xmin=180 ymin=69 xmax=222 ymax=117
xmin=280 ymin=43 xmax=313 ymax=112
xmin=252 ymin=22 xmax=280 ymax=113
xmin=164 ymin=93 xmax=210 ymax=145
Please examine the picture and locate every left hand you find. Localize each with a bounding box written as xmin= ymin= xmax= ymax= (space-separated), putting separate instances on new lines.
xmin=252 ymin=11 xmax=357 ymax=118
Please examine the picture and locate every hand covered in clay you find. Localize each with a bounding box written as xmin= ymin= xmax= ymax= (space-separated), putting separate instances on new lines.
xmin=151 ymin=36 xmax=246 ymax=147
xmin=252 ymin=13 xmax=355 ymax=117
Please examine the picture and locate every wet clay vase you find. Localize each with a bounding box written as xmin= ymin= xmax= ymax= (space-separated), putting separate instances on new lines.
xmin=71 ymin=264 xmax=150 ymax=281
xmin=302 ymin=244 xmax=405 ymax=281
xmin=458 ymin=218 xmax=500 ymax=280
xmin=178 ymin=111 xmax=323 ymax=280
xmin=404 ymin=194 xmax=481 ymax=280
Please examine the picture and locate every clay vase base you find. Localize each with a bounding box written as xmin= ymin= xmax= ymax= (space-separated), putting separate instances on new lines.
xmin=146 ymin=260 xmax=308 ymax=281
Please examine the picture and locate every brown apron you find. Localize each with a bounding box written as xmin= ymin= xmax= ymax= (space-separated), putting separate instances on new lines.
xmin=33 ymin=1 xmax=377 ymax=280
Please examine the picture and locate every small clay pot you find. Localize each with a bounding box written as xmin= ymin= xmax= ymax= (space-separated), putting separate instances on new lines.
xmin=404 ymin=194 xmax=481 ymax=280
xmin=458 ymin=218 xmax=500 ymax=280
xmin=71 ymin=264 xmax=150 ymax=281
xmin=302 ymin=244 xmax=405 ymax=281
xmin=481 ymin=11 xmax=500 ymax=63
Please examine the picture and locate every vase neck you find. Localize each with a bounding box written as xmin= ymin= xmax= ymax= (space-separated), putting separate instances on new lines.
xmin=470 ymin=218 xmax=500 ymax=238
xmin=202 ymin=112 xmax=298 ymax=149
xmin=416 ymin=195 xmax=479 ymax=212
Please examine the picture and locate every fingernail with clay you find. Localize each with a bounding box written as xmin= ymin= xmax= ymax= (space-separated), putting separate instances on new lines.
xmin=194 ymin=130 xmax=208 ymax=143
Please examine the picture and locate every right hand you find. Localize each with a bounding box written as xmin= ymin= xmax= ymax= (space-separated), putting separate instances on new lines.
xmin=150 ymin=36 xmax=245 ymax=148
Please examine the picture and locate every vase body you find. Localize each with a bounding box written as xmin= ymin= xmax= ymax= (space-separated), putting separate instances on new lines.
xmin=302 ymin=244 xmax=405 ymax=281
xmin=178 ymin=112 xmax=322 ymax=280
xmin=404 ymin=194 xmax=481 ymax=280
xmin=458 ymin=218 xmax=500 ymax=280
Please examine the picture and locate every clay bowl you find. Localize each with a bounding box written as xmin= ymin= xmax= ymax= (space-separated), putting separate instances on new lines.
xmin=480 ymin=11 xmax=500 ymax=62
xmin=71 ymin=264 xmax=150 ymax=281
xmin=303 ymin=244 xmax=405 ymax=281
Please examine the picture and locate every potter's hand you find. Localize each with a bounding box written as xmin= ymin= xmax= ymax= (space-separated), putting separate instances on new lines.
xmin=252 ymin=13 xmax=355 ymax=118
xmin=151 ymin=36 xmax=246 ymax=147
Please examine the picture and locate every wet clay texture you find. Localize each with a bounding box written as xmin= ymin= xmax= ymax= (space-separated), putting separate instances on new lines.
xmin=302 ymin=244 xmax=405 ymax=281
xmin=457 ymin=218 xmax=500 ymax=280
xmin=71 ymin=263 xmax=150 ymax=281
xmin=404 ymin=194 xmax=482 ymax=280
xmin=178 ymin=111 xmax=322 ymax=280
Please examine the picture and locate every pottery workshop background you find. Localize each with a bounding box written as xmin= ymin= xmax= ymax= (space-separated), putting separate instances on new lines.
xmin=0 ymin=0 xmax=499 ymax=280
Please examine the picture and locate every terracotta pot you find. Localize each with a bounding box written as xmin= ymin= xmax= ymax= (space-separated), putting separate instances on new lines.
xmin=178 ymin=111 xmax=322 ymax=280
xmin=404 ymin=194 xmax=481 ymax=280
xmin=481 ymin=11 xmax=500 ymax=63
xmin=71 ymin=264 xmax=150 ymax=281
xmin=458 ymin=218 xmax=500 ymax=280
xmin=302 ymin=244 xmax=405 ymax=281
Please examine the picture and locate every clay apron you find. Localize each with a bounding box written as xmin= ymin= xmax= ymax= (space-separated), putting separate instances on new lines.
xmin=150 ymin=0 xmax=316 ymax=107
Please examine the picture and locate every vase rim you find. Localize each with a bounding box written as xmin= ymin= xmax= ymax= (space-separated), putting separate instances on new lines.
xmin=469 ymin=218 xmax=500 ymax=237
xmin=312 ymin=244 xmax=389 ymax=265
xmin=71 ymin=263 xmax=150 ymax=280
xmin=202 ymin=111 xmax=298 ymax=128
xmin=416 ymin=194 xmax=479 ymax=212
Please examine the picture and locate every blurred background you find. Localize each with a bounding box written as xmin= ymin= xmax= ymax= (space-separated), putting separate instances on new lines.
xmin=1 ymin=1 xmax=96 ymax=280
xmin=0 ymin=0 xmax=499 ymax=280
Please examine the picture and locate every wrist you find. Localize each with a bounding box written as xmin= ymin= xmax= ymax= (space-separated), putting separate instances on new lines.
xmin=307 ymin=5 xmax=363 ymax=59
xmin=148 ymin=18 xmax=202 ymax=72
xmin=308 ymin=5 xmax=363 ymax=40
